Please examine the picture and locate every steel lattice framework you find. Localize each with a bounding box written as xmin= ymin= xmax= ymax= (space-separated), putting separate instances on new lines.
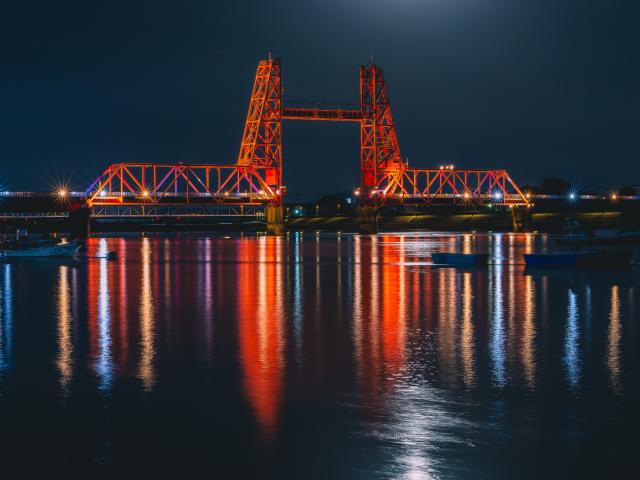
xmin=85 ymin=56 xmax=529 ymax=209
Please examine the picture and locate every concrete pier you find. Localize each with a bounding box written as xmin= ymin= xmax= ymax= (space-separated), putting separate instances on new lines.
xmin=69 ymin=207 xmax=91 ymax=239
xmin=357 ymin=206 xmax=379 ymax=234
xmin=511 ymin=205 xmax=532 ymax=232
xmin=265 ymin=205 xmax=286 ymax=235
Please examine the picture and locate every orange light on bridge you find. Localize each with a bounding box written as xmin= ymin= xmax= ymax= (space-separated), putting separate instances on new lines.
xmin=57 ymin=189 xmax=68 ymax=198
xmin=141 ymin=190 xmax=150 ymax=198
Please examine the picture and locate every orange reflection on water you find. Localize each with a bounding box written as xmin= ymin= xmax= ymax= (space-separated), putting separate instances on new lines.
xmin=353 ymin=236 xmax=411 ymax=401
xmin=138 ymin=237 xmax=156 ymax=392
xmin=607 ymin=285 xmax=621 ymax=393
xmin=438 ymin=267 xmax=458 ymax=384
xmin=462 ymin=234 xmax=472 ymax=255
xmin=238 ymin=237 xmax=285 ymax=442
xmin=352 ymin=236 xmax=383 ymax=400
xmin=116 ymin=238 xmax=129 ymax=367
xmin=521 ymin=274 xmax=536 ymax=389
xmin=460 ymin=272 xmax=475 ymax=388
xmin=56 ymin=266 xmax=73 ymax=394
xmin=381 ymin=236 xmax=407 ymax=380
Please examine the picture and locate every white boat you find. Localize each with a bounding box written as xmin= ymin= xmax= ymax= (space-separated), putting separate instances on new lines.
xmin=1 ymin=240 xmax=82 ymax=258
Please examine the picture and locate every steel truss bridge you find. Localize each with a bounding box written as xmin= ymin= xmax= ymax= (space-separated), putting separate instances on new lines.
xmin=6 ymin=56 xmax=635 ymax=217
xmin=79 ymin=55 xmax=529 ymax=213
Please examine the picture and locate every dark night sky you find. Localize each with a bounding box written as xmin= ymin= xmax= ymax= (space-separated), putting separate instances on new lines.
xmin=1 ymin=0 xmax=639 ymax=197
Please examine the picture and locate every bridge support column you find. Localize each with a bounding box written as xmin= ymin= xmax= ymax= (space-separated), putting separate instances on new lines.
xmin=265 ymin=205 xmax=286 ymax=236
xmin=357 ymin=206 xmax=379 ymax=234
xmin=511 ymin=206 xmax=532 ymax=232
xmin=69 ymin=207 xmax=91 ymax=239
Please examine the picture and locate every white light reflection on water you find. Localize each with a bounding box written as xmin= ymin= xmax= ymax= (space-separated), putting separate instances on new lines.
xmin=293 ymin=232 xmax=304 ymax=367
xmin=489 ymin=245 xmax=506 ymax=388
xmin=202 ymin=238 xmax=213 ymax=363
xmin=564 ymin=289 xmax=580 ymax=393
xmin=377 ymin=381 xmax=470 ymax=480
xmin=96 ymin=239 xmax=113 ymax=392
xmin=0 ymin=264 xmax=13 ymax=372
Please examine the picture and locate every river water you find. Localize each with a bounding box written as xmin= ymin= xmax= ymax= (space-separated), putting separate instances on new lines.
xmin=0 ymin=232 xmax=638 ymax=478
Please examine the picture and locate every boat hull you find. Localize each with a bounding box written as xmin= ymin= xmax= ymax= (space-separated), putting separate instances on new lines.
xmin=524 ymin=250 xmax=633 ymax=268
xmin=432 ymin=253 xmax=489 ymax=266
xmin=1 ymin=242 xmax=80 ymax=258
xmin=555 ymin=232 xmax=640 ymax=246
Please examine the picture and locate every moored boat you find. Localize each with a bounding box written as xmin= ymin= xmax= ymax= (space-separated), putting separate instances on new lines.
xmin=554 ymin=231 xmax=640 ymax=246
xmin=524 ymin=249 xmax=633 ymax=268
xmin=1 ymin=239 xmax=82 ymax=258
xmin=553 ymin=217 xmax=640 ymax=246
xmin=432 ymin=252 xmax=489 ymax=266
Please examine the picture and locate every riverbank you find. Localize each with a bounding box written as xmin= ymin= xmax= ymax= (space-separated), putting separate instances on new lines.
xmin=2 ymin=209 xmax=631 ymax=234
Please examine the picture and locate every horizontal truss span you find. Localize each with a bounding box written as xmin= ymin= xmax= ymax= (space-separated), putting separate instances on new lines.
xmin=282 ymin=107 xmax=364 ymax=122
xmin=85 ymin=163 xmax=281 ymax=207
xmin=0 ymin=212 xmax=69 ymax=219
xmin=91 ymin=205 xmax=264 ymax=218
xmin=375 ymin=168 xmax=529 ymax=206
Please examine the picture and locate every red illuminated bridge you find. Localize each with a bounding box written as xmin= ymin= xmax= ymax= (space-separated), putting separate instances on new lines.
xmin=82 ymin=56 xmax=529 ymax=210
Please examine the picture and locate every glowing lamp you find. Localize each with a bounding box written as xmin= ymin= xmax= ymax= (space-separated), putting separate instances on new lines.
xmin=57 ymin=189 xmax=67 ymax=198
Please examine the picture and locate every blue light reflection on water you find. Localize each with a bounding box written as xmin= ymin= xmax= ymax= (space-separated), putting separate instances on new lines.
xmin=565 ymin=289 xmax=581 ymax=392
xmin=0 ymin=264 xmax=12 ymax=372
xmin=0 ymin=232 xmax=638 ymax=478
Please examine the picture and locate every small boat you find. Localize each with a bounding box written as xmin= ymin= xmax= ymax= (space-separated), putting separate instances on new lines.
xmin=555 ymin=231 xmax=640 ymax=246
xmin=553 ymin=217 xmax=640 ymax=246
xmin=432 ymin=252 xmax=489 ymax=266
xmin=524 ymin=249 xmax=633 ymax=268
xmin=1 ymin=239 xmax=82 ymax=258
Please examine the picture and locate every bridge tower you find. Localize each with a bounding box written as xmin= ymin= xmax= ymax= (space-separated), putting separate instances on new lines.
xmin=357 ymin=64 xmax=403 ymax=232
xmin=237 ymin=55 xmax=285 ymax=234
xmin=359 ymin=63 xmax=403 ymax=203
